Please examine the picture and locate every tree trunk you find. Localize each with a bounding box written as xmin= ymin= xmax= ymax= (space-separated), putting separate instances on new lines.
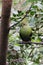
xmin=0 ymin=0 xmax=12 ymax=65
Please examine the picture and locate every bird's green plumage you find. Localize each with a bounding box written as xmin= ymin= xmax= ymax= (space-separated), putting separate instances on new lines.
xmin=19 ymin=25 xmax=32 ymax=41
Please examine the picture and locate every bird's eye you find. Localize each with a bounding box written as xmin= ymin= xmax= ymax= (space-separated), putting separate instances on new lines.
xmin=23 ymin=24 xmax=25 ymax=25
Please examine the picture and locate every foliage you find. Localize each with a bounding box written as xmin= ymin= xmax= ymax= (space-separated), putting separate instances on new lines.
xmin=7 ymin=0 xmax=43 ymax=65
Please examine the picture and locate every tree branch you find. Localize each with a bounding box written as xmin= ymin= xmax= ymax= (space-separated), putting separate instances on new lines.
xmin=19 ymin=40 xmax=43 ymax=45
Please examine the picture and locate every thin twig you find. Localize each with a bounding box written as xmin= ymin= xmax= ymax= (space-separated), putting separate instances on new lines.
xmin=29 ymin=48 xmax=34 ymax=56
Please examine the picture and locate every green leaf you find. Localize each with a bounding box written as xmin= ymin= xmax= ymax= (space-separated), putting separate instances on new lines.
xmin=31 ymin=36 xmax=41 ymax=42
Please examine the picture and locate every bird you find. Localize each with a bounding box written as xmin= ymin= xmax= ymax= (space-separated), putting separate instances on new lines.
xmin=19 ymin=18 xmax=32 ymax=42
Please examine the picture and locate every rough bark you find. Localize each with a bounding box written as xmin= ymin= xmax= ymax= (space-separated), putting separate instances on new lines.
xmin=0 ymin=0 xmax=12 ymax=65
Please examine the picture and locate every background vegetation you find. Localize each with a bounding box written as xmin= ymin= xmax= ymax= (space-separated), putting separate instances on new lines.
xmin=0 ymin=0 xmax=43 ymax=65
